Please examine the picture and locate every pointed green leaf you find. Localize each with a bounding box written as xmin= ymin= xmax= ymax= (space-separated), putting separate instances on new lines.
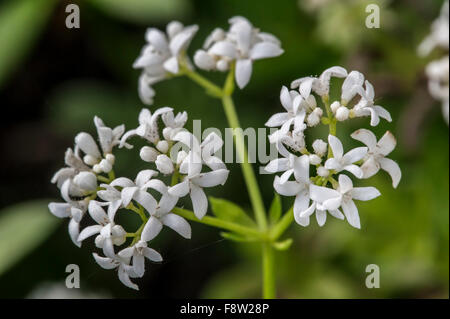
xmin=220 ymin=232 xmax=258 ymax=243
xmin=269 ymin=193 xmax=282 ymax=225
xmin=209 ymin=197 xmax=256 ymax=228
xmin=0 ymin=200 xmax=60 ymax=276
xmin=272 ymin=238 xmax=293 ymax=251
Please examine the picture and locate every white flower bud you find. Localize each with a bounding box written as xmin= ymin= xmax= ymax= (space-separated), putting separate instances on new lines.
xmin=336 ymin=106 xmax=349 ymax=121
xmin=216 ymin=59 xmax=229 ymax=71
xmin=167 ymin=21 xmax=183 ymax=39
xmin=194 ymin=50 xmax=216 ymax=70
xmin=99 ymin=159 xmax=113 ymax=173
xmin=317 ymin=166 xmax=329 ymax=177
xmin=111 ymin=225 xmax=126 ymax=246
xmin=211 ymin=28 xmax=225 ymax=42
xmin=313 ymin=107 xmax=323 ymax=117
xmin=105 ymin=154 xmax=115 ymax=165
xmin=307 ymin=113 xmax=320 ymax=126
xmin=93 ymin=164 xmax=102 ymax=174
xmin=83 ymin=155 xmax=98 ymax=166
xmin=162 ymin=127 xmax=173 ymax=141
xmin=312 ymin=139 xmax=327 ymax=156
xmin=156 ymin=140 xmax=169 ymax=153
xmin=305 ymin=95 xmax=317 ymax=109
xmin=73 ymin=172 xmax=97 ymax=191
xmin=75 ymin=132 xmax=101 ymax=159
xmin=330 ymin=101 xmax=340 ymax=113
xmin=155 ymin=154 xmax=174 ymax=175
xmin=140 ymin=146 xmax=158 ymax=162
xmin=309 ymin=154 xmax=321 ymax=165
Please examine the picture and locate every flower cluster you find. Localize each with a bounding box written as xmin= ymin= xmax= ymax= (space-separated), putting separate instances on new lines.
xmin=418 ymin=0 xmax=449 ymax=123
xmin=133 ymin=17 xmax=284 ymax=105
xmin=265 ymin=66 xmax=401 ymax=228
xmin=49 ymin=107 xmax=229 ymax=290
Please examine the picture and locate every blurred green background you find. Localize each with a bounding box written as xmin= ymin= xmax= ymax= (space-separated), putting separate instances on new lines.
xmin=0 ymin=0 xmax=448 ymax=298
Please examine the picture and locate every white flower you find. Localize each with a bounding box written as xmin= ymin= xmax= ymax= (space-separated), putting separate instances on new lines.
xmin=78 ymin=201 xmax=126 ymax=258
xmin=118 ymin=240 xmax=162 ymax=278
xmin=93 ymin=253 xmax=140 ymax=290
xmin=134 ymin=21 xmax=199 ymax=105
xmin=418 ymin=0 xmax=449 ymax=57
xmin=426 ymin=56 xmax=449 ymax=123
xmin=309 ymin=174 xmax=380 ymax=229
xmin=120 ymin=107 xmax=173 ymax=147
xmin=97 ymin=183 xmax=123 ymax=212
xmin=48 ymin=201 xmax=86 ymax=247
xmin=291 ymin=66 xmax=348 ymax=98
xmin=140 ymin=146 xmax=159 ymax=162
xmin=268 ymin=125 xmax=306 ymax=158
xmin=168 ymin=131 xmax=229 ymax=219
xmin=269 ymin=155 xmax=313 ymax=226
xmin=109 ymin=170 xmax=158 ymax=214
xmin=351 ymin=129 xmax=401 ymax=188
xmin=324 ymin=135 xmax=367 ymax=178
xmin=94 ymin=116 xmax=127 ymax=154
xmin=352 ymin=80 xmax=392 ymax=126
xmin=341 ymin=70 xmax=365 ymax=104
xmin=141 ymin=179 xmax=191 ymax=240
xmin=312 ymin=139 xmax=327 ymax=156
xmin=198 ymin=16 xmax=284 ymax=88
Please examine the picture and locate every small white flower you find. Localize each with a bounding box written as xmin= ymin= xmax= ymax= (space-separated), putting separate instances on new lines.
xmin=341 ymin=70 xmax=365 ymax=104
xmin=94 ymin=116 xmax=128 ymax=154
xmin=72 ymin=171 xmax=97 ymax=191
xmin=418 ymin=0 xmax=449 ymax=57
xmin=109 ymin=170 xmax=158 ymax=214
xmin=120 ymin=107 xmax=173 ymax=147
xmin=134 ymin=21 xmax=199 ymax=104
xmin=291 ymin=66 xmax=348 ymax=98
xmin=48 ymin=201 xmax=86 ymax=247
xmin=265 ymin=86 xmax=306 ymax=131
xmin=118 ymin=240 xmax=162 ymax=278
xmin=317 ymin=166 xmax=329 ymax=177
xmin=309 ymin=174 xmax=380 ymax=229
xmin=78 ymin=201 xmax=126 ymax=257
xmin=335 ymin=106 xmax=349 ymax=121
xmin=168 ymin=132 xmax=229 ymax=219
xmin=351 ymin=129 xmax=401 ymax=188
xmin=352 ymin=80 xmax=392 ymax=126
xmin=198 ymin=16 xmax=284 ymax=89
xmin=141 ymin=179 xmax=191 ymax=240
xmin=324 ymin=135 xmax=367 ymax=178
xmin=140 ymin=146 xmax=159 ymax=162
xmin=425 ymin=56 xmax=449 ymax=123
xmin=93 ymin=253 xmax=140 ymax=290
xmin=268 ymin=126 xmax=306 ymax=158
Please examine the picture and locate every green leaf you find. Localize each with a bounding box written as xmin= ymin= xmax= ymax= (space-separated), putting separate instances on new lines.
xmin=220 ymin=232 xmax=258 ymax=243
xmin=272 ymin=238 xmax=293 ymax=251
xmin=87 ymin=0 xmax=191 ymax=24
xmin=0 ymin=200 xmax=60 ymax=276
xmin=0 ymin=0 xmax=56 ymax=88
xmin=209 ymin=197 xmax=256 ymax=228
xmin=269 ymin=194 xmax=282 ymax=225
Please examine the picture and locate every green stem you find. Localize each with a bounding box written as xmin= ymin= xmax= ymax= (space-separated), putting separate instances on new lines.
xmin=172 ymin=207 xmax=262 ymax=239
xmin=270 ymin=207 xmax=294 ymax=241
xmin=182 ymin=68 xmax=223 ymax=97
xmin=221 ymin=94 xmax=268 ymax=231
xmin=262 ymin=242 xmax=276 ymax=299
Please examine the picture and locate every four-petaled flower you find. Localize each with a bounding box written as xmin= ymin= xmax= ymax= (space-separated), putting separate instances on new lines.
xmin=324 ymin=135 xmax=367 ymax=178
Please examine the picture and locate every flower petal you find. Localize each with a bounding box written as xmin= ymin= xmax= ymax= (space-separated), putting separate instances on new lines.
xmin=249 ymin=42 xmax=283 ymax=60
xmin=93 ymin=253 xmax=118 ymax=270
xmin=341 ymin=199 xmax=361 ymax=229
xmin=134 ymin=191 xmax=157 ymax=215
xmin=78 ymin=225 xmax=102 ymax=242
xmin=316 ymin=210 xmax=327 ymax=227
xmin=141 ymin=216 xmax=163 ymax=241
xmin=343 ymin=164 xmax=364 ymax=178
xmin=273 ymin=176 xmax=302 ymax=196
xmin=265 ymin=112 xmax=290 ymax=127
xmin=264 ymin=158 xmax=290 ymax=173
xmin=118 ymin=265 xmax=139 ymax=290
xmin=68 ymin=219 xmax=81 ymax=247
xmin=143 ymin=247 xmax=163 ymax=262
xmin=328 ymin=135 xmax=344 ymax=159
xmin=280 ymin=86 xmax=292 ymax=111
xmin=190 ymin=184 xmax=208 ymax=219
xmin=342 ymin=147 xmax=368 ymax=165
xmin=378 ymin=158 xmax=402 ymax=188
xmin=161 ymin=213 xmax=192 ymax=239
xmin=48 ymin=202 xmax=71 ymax=218
xmin=235 ymin=59 xmax=253 ymax=89
xmin=88 ymin=201 xmax=109 ymax=225
xmin=133 ymin=254 xmax=146 ymax=278
xmin=168 ymin=180 xmax=190 ymax=197
xmin=338 ymin=174 xmax=353 ymax=193
xmin=351 ymin=129 xmax=377 ymax=150
xmin=377 ymin=131 xmax=396 ymax=156
xmin=309 ymin=184 xmax=340 ymax=203
xmin=209 ymin=41 xmax=238 ymax=58
xmin=192 ymin=169 xmax=229 ymax=188
xmin=351 ymin=187 xmax=381 ymax=201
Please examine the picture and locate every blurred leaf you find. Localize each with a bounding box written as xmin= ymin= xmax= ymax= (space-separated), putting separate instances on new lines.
xmin=269 ymin=194 xmax=281 ymax=225
xmin=209 ymin=197 xmax=256 ymax=228
xmin=87 ymin=0 xmax=191 ymax=24
xmin=220 ymin=232 xmax=258 ymax=243
xmin=0 ymin=0 xmax=56 ymax=88
xmin=272 ymin=238 xmax=293 ymax=251
xmin=0 ymin=200 xmax=59 ymax=276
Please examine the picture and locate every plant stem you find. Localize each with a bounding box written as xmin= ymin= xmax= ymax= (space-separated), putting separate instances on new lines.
xmin=183 ymin=68 xmax=223 ymax=97
xmin=262 ymin=242 xmax=276 ymax=299
xmin=270 ymin=206 xmax=294 ymax=241
xmin=221 ymin=94 xmax=268 ymax=231
xmin=173 ymin=207 xmax=263 ymax=238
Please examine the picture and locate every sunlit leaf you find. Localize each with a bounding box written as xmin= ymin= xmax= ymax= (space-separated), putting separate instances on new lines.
xmin=220 ymin=232 xmax=258 ymax=243
xmin=209 ymin=197 xmax=256 ymax=228
xmin=0 ymin=200 xmax=59 ymax=276
xmin=269 ymin=194 xmax=281 ymax=225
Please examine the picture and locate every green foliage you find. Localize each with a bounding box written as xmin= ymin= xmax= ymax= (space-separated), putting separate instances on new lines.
xmin=272 ymin=238 xmax=293 ymax=251
xmin=268 ymin=194 xmax=282 ymax=225
xmin=0 ymin=0 xmax=56 ymax=88
xmin=209 ymin=197 xmax=256 ymax=228
xmin=0 ymin=201 xmax=59 ymax=276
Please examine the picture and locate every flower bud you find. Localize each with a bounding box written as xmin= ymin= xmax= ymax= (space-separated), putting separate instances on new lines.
xmin=140 ymin=146 xmax=159 ymax=162
xmin=309 ymin=154 xmax=321 ymax=165
xmin=313 ymin=107 xmax=323 ymax=117
xmin=211 ymin=28 xmax=225 ymax=42
xmin=112 ymin=225 xmax=126 ymax=246
xmin=75 ymin=132 xmax=101 ymax=159
xmin=330 ymin=101 xmax=340 ymax=113
xmin=167 ymin=21 xmax=183 ymax=38
xmin=105 ymin=154 xmax=115 ymax=165
xmin=155 ymin=154 xmax=174 ymax=175
xmin=176 ymin=150 xmax=188 ymax=165
xmin=194 ymin=50 xmax=216 ymax=70
xmin=336 ymin=106 xmax=349 ymax=121
xmin=216 ymin=59 xmax=229 ymax=71
xmin=73 ymin=172 xmax=97 ymax=191
xmin=162 ymin=127 xmax=173 ymax=141
xmin=307 ymin=113 xmax=320 ymax=126
xmin=83 ymin=154 xmax=98 ymax=166
xmin=317 ymin=166 xmax=329 ymax=177
xmin=99 ymin=159 xmax=113 ymax=173
xmin=305 ymin=95 xmax=317 ymax=109
xmin=93 ymin=164 xmax=102 ymax=174
xmin=156 ymin=140 xmax=169 ymax=153
xmin=312 ymin=139 xmax=327 ymax=156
